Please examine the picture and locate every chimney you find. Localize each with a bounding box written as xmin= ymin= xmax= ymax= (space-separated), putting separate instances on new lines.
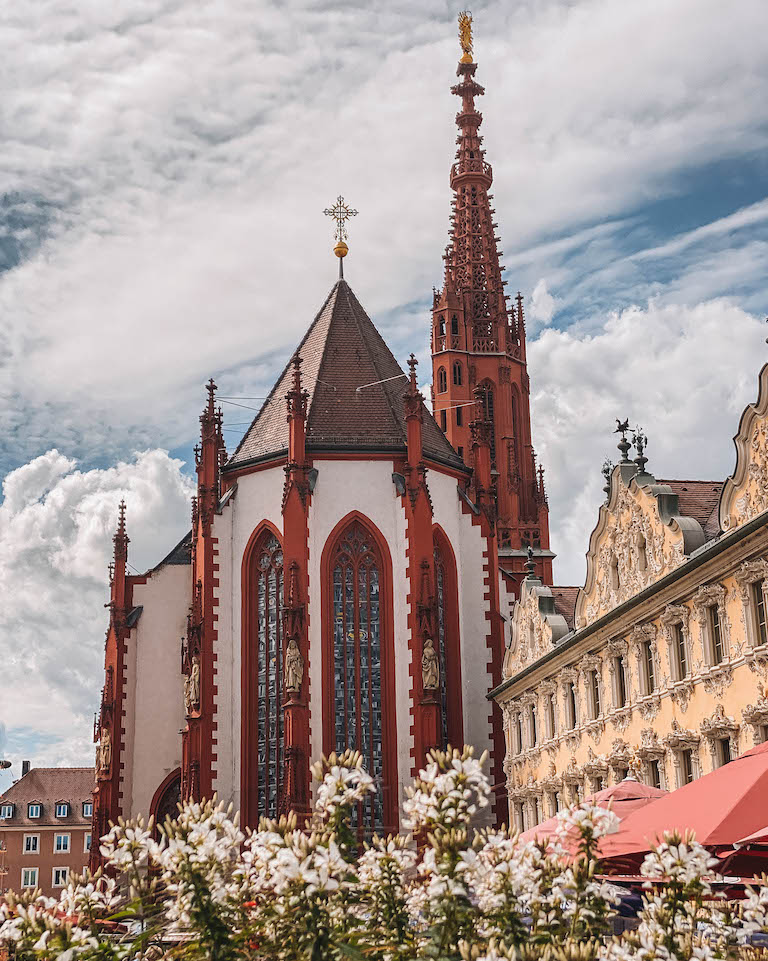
xmin=21 ymin=760 xmax=31 ymax=777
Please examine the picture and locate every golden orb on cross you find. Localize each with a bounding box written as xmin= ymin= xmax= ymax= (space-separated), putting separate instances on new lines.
xmin=323 ymin=195 xmax=358 ymax=259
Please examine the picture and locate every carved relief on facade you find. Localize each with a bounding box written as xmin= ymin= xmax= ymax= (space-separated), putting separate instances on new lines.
xmin=699 ymin=704 xmax=740 ymax=766
xmin=607 ymin=737 xmax=633 ymax=782
xmin=505 ymin=579 xmax=569 ymax=677
xmin=578 ymin=478 xmax=689 ymax=628
xmin=742 ymin=687 xmax=768 ymax=745
xmin=721 ymin=367 xmax=768 ymax=532
xmin=662 ymin=719 xmax=702 ymax=785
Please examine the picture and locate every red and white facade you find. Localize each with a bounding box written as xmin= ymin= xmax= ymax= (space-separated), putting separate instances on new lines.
xmin=91 ymin=49 xmax=550 ymax=856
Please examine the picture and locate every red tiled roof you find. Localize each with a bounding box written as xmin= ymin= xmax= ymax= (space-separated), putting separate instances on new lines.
xmin=656 ymin=479 xmax=723 ymax=540
xmin=226 ymin=280 xmax=466 ymax=473
xmin=551 ymin=587 xmax=579 ymax=629
xmin=0 ymin=768 xmax=94 ymax=828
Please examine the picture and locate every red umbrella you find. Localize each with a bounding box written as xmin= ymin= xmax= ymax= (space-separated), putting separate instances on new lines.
xmin=735 ymin=824 xmax=768 ymax=847
xmin=518 ymin=777 xmax=667 ymax=853
xmin=599 ymin=739 xmax=768 ymax=864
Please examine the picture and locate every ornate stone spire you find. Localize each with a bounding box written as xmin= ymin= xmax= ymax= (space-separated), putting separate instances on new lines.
xmin=633 ymin=427 xmax=649 ymax=475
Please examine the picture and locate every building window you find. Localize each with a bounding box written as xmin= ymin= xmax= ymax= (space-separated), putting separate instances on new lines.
xmin=546 ymin=692 xmax=557 ymax=738
xmin=452 ymin=361 xmax=463 ymax=386
xmin=438 ymin=367 xmax=447 ymax=393
xmin=646 ymin=758 xmax=662 ymax=790
xmin=531 ymin=796 xmax=541 ymax=825
xmin=716 ymin=737 xmax=732 ymax=767
xmin=55 ymin=834 xmax=70 ymax=853
xmin=0 ymin=804 xmax=13 ymax=819
xmin=708 ymin=604 xmax=724 ymax=665
xmin=591 ymin=774 xmax=605 ymax=793
xmin=457 ymin=445 xmax=464 ymax=459
xmin=253 ymin=532 xmax=285 ymax=821
xmin=450 ymin=315 xmax=459 ymax=337
xmin=673 ymin=623 xmax=689 ymax=679
xmin=455 ymin=406 xmax=463 ymax=427
xmin=566 ymin=681 xmax=578 ymax=729
xmin=588 ymin=669 xmax=601 ymax=719
xmin=514 ymin=712 xmax=523 ymax=754
xmin=529 ymin=704 xmax=538 ymax=746
xmin=679 ymin=749 xmax=695 ymax=785
xmin=433 ymin=537 xmax=463 ymax=750
xmin=83 ymin=801 xmax=93 ymax=818
xmin=55 ymin=802 xmax=69 ymax=818
xmin=330 ymin=520 xmax=389 ymax=833
xmin=21 ymin=868 xmax=38 ymax=888
xmin=613 ymin=655 xmax=628 ymax=708
xmin=642 ymin=639 xmax=656 ymax=694
xmin=440 ymin=409 xmax=447 ymax=431
xmin=23 ymin=834 xmax=39 ymax=854
xmin=84 ymin=833 xmax=92 ymax=852
xmin=27 ymin=803 xmax=41 ymax=819
xmin=752 ymin=580 xmax=767 ymax=646
xmin=52 ymin=867 xmax=69 ymax=888
xmin=478 ymin=381 xmax=496 ymax=463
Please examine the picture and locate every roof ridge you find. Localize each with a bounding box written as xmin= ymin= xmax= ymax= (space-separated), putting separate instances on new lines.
xmin=227 ymin=282 xmax=343 ymax=467
xmin=656 ymin=479 xmax=724 ymax=485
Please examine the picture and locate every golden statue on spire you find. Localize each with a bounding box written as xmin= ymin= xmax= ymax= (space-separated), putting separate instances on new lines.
xmin=458 ymin=11 xmax=473 ymax=63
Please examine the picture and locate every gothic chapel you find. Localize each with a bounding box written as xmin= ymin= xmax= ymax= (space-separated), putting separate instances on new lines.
xmin=90 ymin=18 xmax=552 ymax=857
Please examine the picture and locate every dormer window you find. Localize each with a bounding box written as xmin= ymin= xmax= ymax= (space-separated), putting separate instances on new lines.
xmin=83 ymin=801 xmax=93 ymax=817
xmin=28 ymin=803 xmax=42 ymax=819
xmin=0 ymin=803 xmax=13 ymax=819
xmin=55 ymin=802 xmax=69 ymax=818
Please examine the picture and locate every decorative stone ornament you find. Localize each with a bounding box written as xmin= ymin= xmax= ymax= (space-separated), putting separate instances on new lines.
xmin=184 ymin=655 xmax=201 ymax=717
xmin=422 ymin=636 xmax=440 ymax=691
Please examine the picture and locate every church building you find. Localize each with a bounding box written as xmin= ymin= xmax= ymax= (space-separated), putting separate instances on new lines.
xmin=90 ymin=17 xmax=552 ymax=854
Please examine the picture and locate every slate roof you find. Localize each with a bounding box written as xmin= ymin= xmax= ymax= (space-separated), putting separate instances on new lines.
xmin=0 ymin=768 xmax=94 ymax=827
xmin=656 ymin=479 xmax=724 ymax=540
xmin=551 ymin=587 xmax=579 ymax=629
xmin=151 ymin=530 xmax=192 ymax=571
xmin=226 ymin=280 xmax=466 ymax=473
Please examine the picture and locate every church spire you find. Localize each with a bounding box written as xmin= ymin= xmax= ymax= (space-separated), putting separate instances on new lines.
xmin=431 ymin=14 xmax=553 ymax=594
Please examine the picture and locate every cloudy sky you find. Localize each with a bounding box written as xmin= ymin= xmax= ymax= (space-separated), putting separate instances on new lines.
xmin=1 ymin=0 xmax=767 ymax=789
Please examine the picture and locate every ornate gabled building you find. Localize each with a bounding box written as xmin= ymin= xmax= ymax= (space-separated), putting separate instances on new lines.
xmin=492 ymin=365 xmax=768 ymax=831
xmin=431 ymin=19 xmax=552 ymax=595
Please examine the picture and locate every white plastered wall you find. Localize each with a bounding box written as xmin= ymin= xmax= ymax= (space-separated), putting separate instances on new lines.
xmin=123 ymin=564 xmax=189 ymax=818
xmin=428 ymin=471 xmax=494 ymax=772
xmin=212 ymin=466 xmax=284 ymax=811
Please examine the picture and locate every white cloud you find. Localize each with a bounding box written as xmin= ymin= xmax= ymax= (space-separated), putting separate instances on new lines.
xmin=529 ymin=297 xmax=767 ymax=586
xmin=529 ymin=279 xmax=558 ymax=327
xmin=0 ymin=449 xmax=193 ymax=789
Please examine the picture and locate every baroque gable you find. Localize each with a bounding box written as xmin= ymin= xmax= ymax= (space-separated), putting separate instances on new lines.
xmin=576 ymin=469 xmax=706 ymax=628
xmin=720 ymin=363 xmax=768 ymax=532
xmin=504 ymin=577 xmax=570 ymax=677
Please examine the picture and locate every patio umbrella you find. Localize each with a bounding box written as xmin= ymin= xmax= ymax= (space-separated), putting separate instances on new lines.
xmin=735 ymin=824 xmax=768 ymax=847
xmin=599 ymin=739 xmax=768 ymax=866
xmin=518 ymin=777 xmax=667 ymax=854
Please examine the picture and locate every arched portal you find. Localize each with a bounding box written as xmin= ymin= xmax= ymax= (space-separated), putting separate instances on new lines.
xmin=433 ymin=526 xmax=464 ymax=749
xmin=150 ymin=768 xmax=181 ymax=829
xmin=322 ymin=513 xmax=397 ymax=834
xmin=241 ymin=523 xmax=284 ymax=828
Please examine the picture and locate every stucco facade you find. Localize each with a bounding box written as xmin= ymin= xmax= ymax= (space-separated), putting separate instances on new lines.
xmin=493 ymin=364 xmax=768 ymax=831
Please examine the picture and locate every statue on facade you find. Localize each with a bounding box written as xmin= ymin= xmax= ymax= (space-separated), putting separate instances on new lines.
xmin=184 ymin=655 xmax=201 ymax=716
xmin=285 ymin=637 xmax=304 ymax=694
xmin=98 ymin=728 xmax=112 ymax=776
xmin=422 ymin=636 xmax=440 ymax=691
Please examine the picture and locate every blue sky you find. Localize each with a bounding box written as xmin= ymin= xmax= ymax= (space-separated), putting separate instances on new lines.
xmin=1 ymin=0 xmax=767 ymax=789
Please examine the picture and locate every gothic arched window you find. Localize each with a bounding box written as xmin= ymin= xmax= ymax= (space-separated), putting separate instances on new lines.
xmin=452 ymin=361 xmax=463 ymax=386
xmin=438 ymin=367 xmax=447 ymax=393
xmin=433 ymin=528 xmax=463 ymax=749
xmin=324 ymin=517 xmax=396 ymax=834
xmin=478 ymin=380 xmax=496 ymax=463
xmin=242 ymin=527 xmax=284 ymax=827
xmin=451 ymin=315 xmax=459 ymax=336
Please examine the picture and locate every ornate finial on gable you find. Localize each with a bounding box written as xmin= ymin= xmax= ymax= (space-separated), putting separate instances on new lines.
xmin=633 ymin=426 xmax=649 ymax=475
xmin=602 ymin=459 xmax=613 ymax=500
xmin=323 ymin=194 xmax=358 ymax=277
xmin=524 ymin=545 xmax=536 ymax=579
xmin=614 ymin=418 xmax=632 ymax=464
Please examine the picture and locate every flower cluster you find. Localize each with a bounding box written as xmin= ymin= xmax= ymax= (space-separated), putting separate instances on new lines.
xmin=1 ymin=746 xmax=766 ymax=961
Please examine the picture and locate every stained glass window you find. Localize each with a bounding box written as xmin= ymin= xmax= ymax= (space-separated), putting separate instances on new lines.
xmin=479 ymin=381 xmax=496 ymax=464
xmin=332 ymin=521 xmax=384 ymax=832
xmin=434 ymin=546 xmax=450 ymax=749
xmin=255 ymin=534 xmax=284 ymax=819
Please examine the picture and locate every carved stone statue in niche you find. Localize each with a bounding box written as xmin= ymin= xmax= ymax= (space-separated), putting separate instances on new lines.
xmin=422 ymin=636 xmax=440 ymax=691
xmin=98 ymin=728 xmax=112 ymax=776
xmin=184 ymin=655 xmax=201 ymax=716
xmin=285 ymin=637 xmax=304 ymax=693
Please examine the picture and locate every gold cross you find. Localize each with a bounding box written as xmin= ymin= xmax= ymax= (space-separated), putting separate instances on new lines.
xmin=323 ymin=195 xmax=358 ymax=244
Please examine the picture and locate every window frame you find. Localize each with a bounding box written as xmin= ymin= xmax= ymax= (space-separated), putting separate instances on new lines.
xmin=55 ymin=802 xmax=69 ymax=818
xmin=21 ymin=867 xmax=38 ymax=889
xmin=23 ymin=834 xmax=39 ymax=854
xmin=0 ymin=803 xmax=13 ymax=819
xmin=52 ymin=866 xmax=69 ymax=888
xmin=82 ymin=801 xmax=93 ymax=818
xmin=752 ymin=579 xmax=768 ymax=647
xmin=27 ymin=802 xmax=42 ymax=819
xmin=678 ymin=748 xmax=695 ymax=786
xmin=587 ymin=668 xmax=601 ymax=719
xmin=437 ymin=366 xmax=447 ymax=394
xmin=84 ymin=832 xmax=92 ymax=853
xmin=672 ymin=622 xmax=689 ymax=680
xmin=54 ymin=833 xmax=71 ymax=853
